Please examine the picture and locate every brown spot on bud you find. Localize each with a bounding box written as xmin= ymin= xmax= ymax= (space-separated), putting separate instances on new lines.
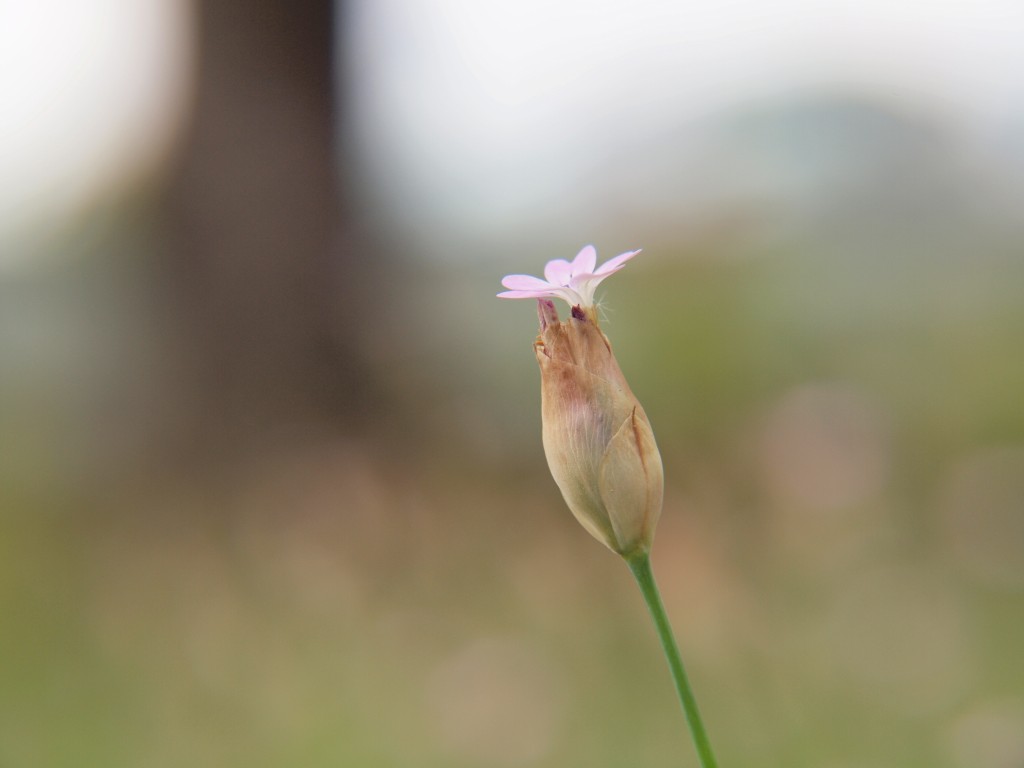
xmin=537 ymin=299 xmax=560 ymax=331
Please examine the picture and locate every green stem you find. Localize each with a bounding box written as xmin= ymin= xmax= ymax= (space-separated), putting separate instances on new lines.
xmin=626 ymin=552 xmax=719 ymax=768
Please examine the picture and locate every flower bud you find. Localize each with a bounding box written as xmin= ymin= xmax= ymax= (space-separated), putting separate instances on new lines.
xmin=534 ymin=300 xmax=663 ymax=557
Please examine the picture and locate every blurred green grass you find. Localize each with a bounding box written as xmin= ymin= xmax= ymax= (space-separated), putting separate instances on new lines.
xmin=2 ymin=240 xmax=1023 ymax=767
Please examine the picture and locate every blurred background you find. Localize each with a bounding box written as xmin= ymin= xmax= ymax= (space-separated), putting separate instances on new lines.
xmin=2 ymin=0 xmax=1023 ymax=766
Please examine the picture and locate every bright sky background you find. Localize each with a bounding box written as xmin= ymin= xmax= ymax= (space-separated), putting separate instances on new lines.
xmin=348 ymin=0 xmax=1024 ymax=239
xmin=2 ymin=0 xmax=1023 ymax=270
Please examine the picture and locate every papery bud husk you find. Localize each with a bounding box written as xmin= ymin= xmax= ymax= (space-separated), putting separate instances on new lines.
xmin=534 ymin=300 xmax=663 ymax=557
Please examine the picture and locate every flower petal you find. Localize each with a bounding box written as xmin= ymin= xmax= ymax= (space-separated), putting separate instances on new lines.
xmin=497 ymin=289 xmax=557 ymax=299
xmin=552 ymin=287 xmax=586 ymax=306
xmin=498 ymin=245 xmax=640 ymax=308
xmin=501 ymin=274 xmax=553 ymax=291
xmin=543 ymin=259 xmax=573 ymax=286
xmin=567 ymin=273 xmax=607 ymax=305
xmin=594 ymin=248 xmax=641 ymax=275
xmin=570 ymin=245 xmax=597 ymax=275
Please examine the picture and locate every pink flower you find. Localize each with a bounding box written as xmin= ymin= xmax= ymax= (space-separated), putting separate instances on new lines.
xmin=498 ymin=245 xmax=641 ymax=308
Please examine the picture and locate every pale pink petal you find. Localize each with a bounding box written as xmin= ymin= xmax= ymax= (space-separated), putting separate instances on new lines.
xmin=570 ymin=245 xmax=597 ymax=275
xmin=552 ymin=286 xmax=586 ymax=306
xmin=498 ymin=287 xmax=586 ymax=304
xmin=543 ymin=259 xmax=573 ymax=285
xmin=594 ymin=248 xmax=641 ymax=275
xmin=498 ymin=245 xmax=638 ymax=307
xmin=569 ymin=273 xmax=607 ymax=302
xmin=501 ymin=274 xmax=553 ymax=291
xmin=497 ymin=289 xmax=558 ymax=299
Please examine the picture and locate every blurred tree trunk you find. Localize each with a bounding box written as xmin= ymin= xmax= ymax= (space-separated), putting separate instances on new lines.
xmin=162 ymin=0 xmax=377 ymax=469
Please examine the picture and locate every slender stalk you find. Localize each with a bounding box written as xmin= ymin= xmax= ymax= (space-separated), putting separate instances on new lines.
xmin=626 ymin=552 xmax=719 ymax=768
